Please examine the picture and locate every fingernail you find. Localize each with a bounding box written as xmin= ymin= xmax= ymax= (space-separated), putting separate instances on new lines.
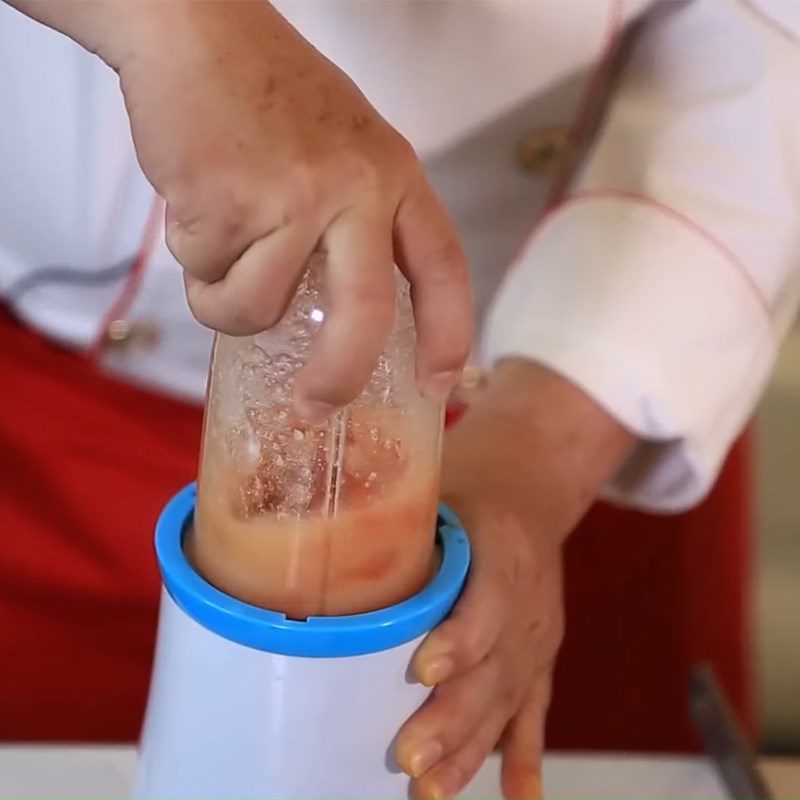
xmin=410 ymin=740 xmax=443 ymax=778
xmin=422 ymin=371 xmax=460 ymax=401
xmin=295 ymin=399 xmax=336 ymax=424
xmin=430 ymin=765 xmax=463 ymax=799
xmin=423 ymin=656 xmax=454 ymax=686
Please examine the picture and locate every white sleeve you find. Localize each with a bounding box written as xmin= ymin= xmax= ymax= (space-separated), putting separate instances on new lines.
xmin=482 ymin=0 xmax=800 ymax=513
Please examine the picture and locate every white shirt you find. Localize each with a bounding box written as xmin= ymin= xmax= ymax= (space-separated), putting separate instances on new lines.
xmin=1 ymin=0 xmax=798 ymax=512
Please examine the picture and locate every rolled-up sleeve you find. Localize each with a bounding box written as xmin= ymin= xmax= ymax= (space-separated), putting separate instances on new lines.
xmin=483 ymin=0 xmax=800 ymax=512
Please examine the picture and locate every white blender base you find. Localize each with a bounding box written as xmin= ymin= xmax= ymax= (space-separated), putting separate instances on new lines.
xmin=135 ymin=590 xmax=429 ymax=800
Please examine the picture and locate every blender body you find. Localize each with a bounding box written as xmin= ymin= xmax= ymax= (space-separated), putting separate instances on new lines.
xmin=134 ymin=485 xmax=469 ymax=800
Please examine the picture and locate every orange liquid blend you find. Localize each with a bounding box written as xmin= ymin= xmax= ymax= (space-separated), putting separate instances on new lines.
xmin=190 ymin=407 xmax=440 ymax=619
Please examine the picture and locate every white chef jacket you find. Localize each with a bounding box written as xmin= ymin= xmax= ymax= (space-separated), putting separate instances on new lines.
xmin=1 ymin=0 xmax=798 ymax=513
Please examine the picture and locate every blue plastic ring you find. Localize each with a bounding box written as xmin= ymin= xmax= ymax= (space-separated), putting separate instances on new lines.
xmin=156 ymin=484 xmax=471 ymax=658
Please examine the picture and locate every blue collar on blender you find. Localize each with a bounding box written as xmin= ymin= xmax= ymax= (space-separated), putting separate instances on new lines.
xmin=155 ymin=484 xmax=471 ymax=658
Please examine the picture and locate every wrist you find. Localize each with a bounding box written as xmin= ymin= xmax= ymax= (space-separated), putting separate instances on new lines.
xmin=442 ymin=359 xmax=634 ymax=541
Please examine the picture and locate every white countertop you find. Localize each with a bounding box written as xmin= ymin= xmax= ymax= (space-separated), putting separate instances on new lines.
xmin=0 ymin=745 xmax=731 ymax=799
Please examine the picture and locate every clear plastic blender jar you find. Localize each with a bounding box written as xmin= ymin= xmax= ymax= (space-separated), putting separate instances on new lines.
xmin=188 ymin=262 xmax=444 ymax=619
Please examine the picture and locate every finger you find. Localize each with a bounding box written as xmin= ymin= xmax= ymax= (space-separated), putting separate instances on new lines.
xmin=183 ymin=223 xmax=317 ymax=336
xmin=500 ymin=678 xmax=552 ymax=800
xmin=412 ymin=525 xmax=511 ymax=685
xmin=412 ymin=709 xmax=509 ymax=800
xmin=166 ymin=194 xmax=266 ymax=284
xmin=293 ymin=203 xmax=395 ymax=421
xmin=396 ymin=654 xmax=502 ymax=779
xmin=393 ymin=176 xmax=473 ymax=400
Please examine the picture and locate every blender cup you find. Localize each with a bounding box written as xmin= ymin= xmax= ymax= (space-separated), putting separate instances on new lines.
xmin=189 ymin=264 xmax=444 ymax=618
xmin=134 ymin=263 xmax=471 ymax=800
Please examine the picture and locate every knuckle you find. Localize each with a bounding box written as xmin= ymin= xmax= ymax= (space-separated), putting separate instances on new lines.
xmin=485 ymin=651 xmax=519 ymax=713
xmin=187 ymin=292 xmax=258 ymax=337
xmin=431 ymin=690 xmax=460 ymax=727
xmin=212 ymin=188 xmax=253 ymax=244
xmin=389 ymin=133 xmax=420 ymax=173
xmin=163 ymin=179 xmax=201 ymax=226
xmin=223 ymin=292 xmax=282 ymax=335
xmin=348 ymin=280 xmax=395 ymax=320
xmin=430 ymin=692 xmax=471 ymax=746
xmin=422 ymin=625 xmax=459 ymax=665
xmin=483 ymin=560 xmax=516 ymax=601
xmin=422 ymin=325 xmax=472 ymax=376
xmin=282 ymin=163 xmax=325 ymax=223
xmin=337 ymin=150 xmax=384 ymax=195
xmin=168 ymin=181 xmax=239 ymax=235
xmin=166 ymin=196 xmax=253 ymax=284
xmin=498 ymin=685 xmax=521 ymax=718
xmin=295 ymin=364 xmax=360 ymax=408
xmin=302 ymin=382 xmax=357 ymax=410
xmin=425 ymin=237 xmax=468 ymax=284
xmin=455 ymin=626 xmax=490 ymax=667
xmin=439 ymin=339 xmax=473 ymax=374
xmin=171 ymin=253 xmax=225 ymax=286
xmin=451 ymin=749 xmax=482 ymax=784
xmin=185 ymin=296 xmax=216 ymax=332
xmin=166 ymin=225 xmax=214 ymax=281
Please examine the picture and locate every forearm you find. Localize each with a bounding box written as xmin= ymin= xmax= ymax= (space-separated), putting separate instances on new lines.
xmin=442 ymin=359 xmax=634 ymax=543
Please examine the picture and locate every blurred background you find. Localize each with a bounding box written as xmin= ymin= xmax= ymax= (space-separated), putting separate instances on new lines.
xmin=757 ymin=316 xmax=800 ymax=753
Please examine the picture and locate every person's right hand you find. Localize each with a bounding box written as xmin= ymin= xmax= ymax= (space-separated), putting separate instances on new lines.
xmin=15 ymin=0 xmax=472 ymax=419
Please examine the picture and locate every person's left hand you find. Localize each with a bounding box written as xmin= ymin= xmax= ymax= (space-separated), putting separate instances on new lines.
xmin=395 ymin=360 xmax=634 ymax=799
xmin=398 ymin=501 xmax=565 ymax=800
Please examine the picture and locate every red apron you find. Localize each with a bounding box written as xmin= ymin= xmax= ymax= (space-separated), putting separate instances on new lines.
xmin=0 ymin=306 xmax=202 ymax=740
xmin=0 ymin=308 xmax=753 ymax=747
xmin=551 ymin=435 xmax=756 ymax=750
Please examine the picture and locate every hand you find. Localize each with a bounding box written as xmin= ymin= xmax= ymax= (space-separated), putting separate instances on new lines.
xmin=400 ymin=505 xmax=564 ymax=800
xmin=396 ymin=361 xmax=634 ymax=799
xmin=14 ymin=0 xmax=473 ymax=419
